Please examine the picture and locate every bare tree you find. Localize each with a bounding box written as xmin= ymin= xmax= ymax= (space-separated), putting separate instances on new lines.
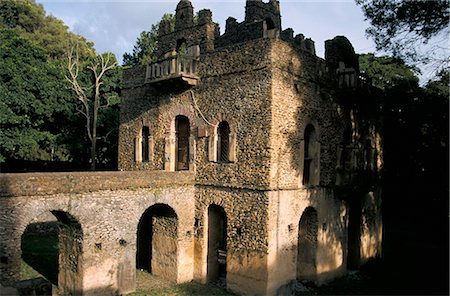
xmin=66 ymin=47 xmax=117 ymax=170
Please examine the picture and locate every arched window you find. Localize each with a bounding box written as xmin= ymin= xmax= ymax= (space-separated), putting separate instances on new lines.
xmin=142 ymin=126 xmax=150 ymax=162
xmin=176 ymin=115 xmax=190 ymax=171
xmin=265 ymin=18 xmax=275 ymax=30
xmin=264 ymin=18 xmax=277 ymax=38
xmin=218 ymin=121 xmax=230 ymax=162
xmin=208 ymin=119 xmax=237 ymax=163
xmin=135 ymin=126 xmax=152 ymax=163
xmin=303 ymin=124 xmax=318 ymax=186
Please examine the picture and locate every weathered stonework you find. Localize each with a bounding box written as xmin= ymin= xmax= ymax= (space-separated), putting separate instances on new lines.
xmin=1 ymin=0 xmax=383 ymax=295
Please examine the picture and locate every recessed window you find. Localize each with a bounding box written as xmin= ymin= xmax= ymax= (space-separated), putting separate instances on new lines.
xmin=176 ymin=115 xmax=190 ymax=171
xmin=142 ymin=126 xmax=150 ymax=162
xmin=303 ymin=124 xmax=318 ymax=186
xmin=218 ymin=121 xmax=230 ymax=162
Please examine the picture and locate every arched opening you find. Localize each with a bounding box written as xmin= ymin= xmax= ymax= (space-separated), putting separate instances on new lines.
xmin=142 ymin=126 xmax=150 ymax=162
xmin=264 ymin=18 xmax=277 ymax=38
xmin=207 ymin=205 xmax=227 ymax=285
xmin=176 ymin=38 xmax=187 ymax=55
xmin=136 ymin=204 xmax=178 ymax=281
xmin=175 ymin=115 xmax=190 ymax=171
xmin=218 ymin=121 xmax=230 ymax=163
xmin=21 ymin=211 xmax=83 ymax=294
xmin=265 ymin=18 xmax=275 ymax=30
xmin=303 ymin=124 xmax=317 ymax=186
xmin=297 ymin=207 xmax=318 ymax=281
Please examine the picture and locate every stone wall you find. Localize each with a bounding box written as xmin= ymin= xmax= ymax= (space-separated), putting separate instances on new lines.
xmin=0 ymin=171 xmax=195 ymax=295
xmin=267 ymin=188 xmax=348 ymax=294
xmin=120 ymin=39 xmax=275 ymax=190
xmin=193 ymin=185 xmax=270 ymax=295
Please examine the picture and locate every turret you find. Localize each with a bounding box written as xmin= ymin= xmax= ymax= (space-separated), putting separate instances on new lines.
xmin=175 ymin=0 xmax=194 ymax=31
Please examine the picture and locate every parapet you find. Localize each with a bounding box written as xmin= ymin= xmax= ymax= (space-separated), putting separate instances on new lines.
xmin=155 ymin=1 xmax=217 ymax=59
xmin=215 ymin=0 xmax=282 ymax=48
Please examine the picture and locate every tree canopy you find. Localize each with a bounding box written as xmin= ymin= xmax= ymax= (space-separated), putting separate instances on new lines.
xmin=123 ymin=13 xmax=174 ymax=66
xmin=0 ymin=0 xmax=94 ymax=60
xmin=356 ymin=0 xmax=449 ymax=70
xmin=0 ymin=29 xmax=71 ymax=163
xmin=0 ymin=0 xmax=120 ymax=170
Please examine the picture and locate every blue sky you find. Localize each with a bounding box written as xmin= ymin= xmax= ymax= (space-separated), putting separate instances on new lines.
xmin=36 ymin=0 xmax=377 ymax=64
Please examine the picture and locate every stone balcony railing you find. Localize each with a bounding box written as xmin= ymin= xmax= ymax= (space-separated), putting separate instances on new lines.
xmin=145 ymin=54 xmax=200 ymax=86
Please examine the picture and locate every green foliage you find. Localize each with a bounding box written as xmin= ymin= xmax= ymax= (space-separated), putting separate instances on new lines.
xmin=123 ymin=13 xmax=174 ymax=66
xmin=21 ymin=232 xmax=59 ymax=284
xmin=359 ymin=53 xmax=419 ymax=90
xmin=0 ymin=0 xmax=121 ymax=170
xmin=0 ymin=0 xmax=94 ymax=60
xmin=0 ymin=29 xmax=72 ymax=163
xmin=356 ymin=0 xmax=449 ymax=65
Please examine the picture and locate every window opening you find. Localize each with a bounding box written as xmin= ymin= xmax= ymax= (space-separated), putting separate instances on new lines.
xmin=303 ymin=124 xmax=316 ymax=185
xmin=218 ymin=121 xmax=230 ymax=162
xmin=176 ymin=115 xmax=190 ymax=171
xmin=142 ymin=126 xmax=150 ymax=162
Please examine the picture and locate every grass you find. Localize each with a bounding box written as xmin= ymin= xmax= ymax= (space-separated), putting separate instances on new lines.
xmin=21 ymin=233 xmax=59 ymax=285
xmin=129 ymin=270 xmax=235 ymax=296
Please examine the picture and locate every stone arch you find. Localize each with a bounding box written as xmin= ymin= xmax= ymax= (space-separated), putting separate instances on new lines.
xmin=297 ymin=206 xmax=318 ymax=281
xmin=206 ymin=204 xmax=227 ymax=284
xmin=163 ymin=104 xmax=196 ymax=171
xmin=208 ymin=114 xmax=238 ymax=163
xmin=136 ymin=204 xmax=178 ymax=282
xmin=21 ymin=210 xmax=83 ymax=294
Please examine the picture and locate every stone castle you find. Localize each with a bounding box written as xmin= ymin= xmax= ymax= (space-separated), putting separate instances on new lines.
xmin=0 ymin=0 xmax=382 ymax=295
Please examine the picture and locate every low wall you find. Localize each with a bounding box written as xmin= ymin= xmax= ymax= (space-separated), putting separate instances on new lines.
xmin=0 ymin=171 xmax=194 ymax=197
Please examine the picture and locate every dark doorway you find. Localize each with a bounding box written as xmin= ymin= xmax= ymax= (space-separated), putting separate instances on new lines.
xmin=176 ymin=116 xmax=190 ymax=171
xmin=136 ymin=204 xmax=178 ymax=281
xmin=207 ymin=205 xmax=227 ymax=285
xmin=297 ymin=207 xmax=318 ymax=281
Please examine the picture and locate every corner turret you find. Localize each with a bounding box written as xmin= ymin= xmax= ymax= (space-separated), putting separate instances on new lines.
xmin=175 ymin=0 xmax=194 ymax=31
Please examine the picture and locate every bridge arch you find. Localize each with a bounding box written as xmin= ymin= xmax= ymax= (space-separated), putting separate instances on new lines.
xmin=21 ymin=210 xmax=83 ymax=294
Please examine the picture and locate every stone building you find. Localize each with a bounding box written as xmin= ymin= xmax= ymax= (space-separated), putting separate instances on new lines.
xmin=118 ymin=0 xmax=383 ymax=294
xmin=0 ymin=0 xmax=382 ymax=295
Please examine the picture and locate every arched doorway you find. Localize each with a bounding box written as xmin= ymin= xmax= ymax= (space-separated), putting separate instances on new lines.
xmin=297 ymin=207 xmax=318 ymax=281
xmin=207 ymin=205 xmax=227 ymax=285
xmin=175 ymin=115 xmax=190 ymax=171
xmin=136 ymin=204 xmax=178 ymax=281
xmin=21 ymin=210 xmax=83 ymax=294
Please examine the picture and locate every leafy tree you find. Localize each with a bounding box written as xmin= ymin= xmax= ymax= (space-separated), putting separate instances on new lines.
xmin=123 ymin=13 xmax=174 ymax=66
xmin=360 ymin=53 xmax=449 ymax=293
xmin=0 ymin=29 xmax=72 ymax=163
xmin=356 ymin=0 xmax=449 ymax=68
xmin=359 ymin=53 xmax=419 ymax=90
xmin=0 ymin=0 xmax=94 ymax=60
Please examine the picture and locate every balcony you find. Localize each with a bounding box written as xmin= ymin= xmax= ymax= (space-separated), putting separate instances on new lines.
xmin=145 ymin=54 xmax=200 ymax=87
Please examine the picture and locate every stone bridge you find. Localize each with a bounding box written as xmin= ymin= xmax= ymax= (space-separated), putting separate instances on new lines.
xmin=0 ymin=171 xmax=195 ymax=295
